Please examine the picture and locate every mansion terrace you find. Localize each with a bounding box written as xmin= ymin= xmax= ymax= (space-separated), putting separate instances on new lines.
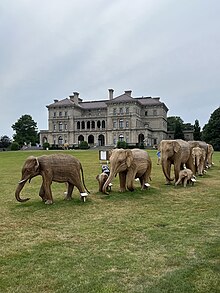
xmin=40 ymin=89 xmax=169 ymax=148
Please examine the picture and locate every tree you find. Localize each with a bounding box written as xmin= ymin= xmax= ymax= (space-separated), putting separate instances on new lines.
xmin=174 ymin=119 xmax=184 ymax=139
xmin=12 ymin=115 xmax=39 ymax=146
xmin=0 ymin=135 xmax=11 ymax=148
xmin=193 ymin=119 xmax=202 ymax=140
xmin=202 ymin=107 xmax=220 ymax=151
xmin=167 ymin=116 xmax=184 ymax=132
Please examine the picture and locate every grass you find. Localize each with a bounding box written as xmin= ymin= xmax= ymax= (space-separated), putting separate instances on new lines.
xmin=0 ymin=149 xmax=219 ymax=293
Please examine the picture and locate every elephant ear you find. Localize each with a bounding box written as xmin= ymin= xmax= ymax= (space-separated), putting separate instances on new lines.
xmin=33 ymin=157 xmax=39 ymax=171
xmin=173 ymin=141 xmax=181 ymax=153
xmin=125 ymin=150 xmax=133 ymax=168
xmin=202 ymin=149 xmax=206 ymax=160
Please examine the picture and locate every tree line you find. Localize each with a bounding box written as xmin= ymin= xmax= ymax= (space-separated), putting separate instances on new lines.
xmin=1 ymin=107 xmax=220 ymax=150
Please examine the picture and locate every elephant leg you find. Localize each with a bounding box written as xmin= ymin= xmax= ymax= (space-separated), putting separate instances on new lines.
xmin=183 ymin=177 xmax=188 ymax=187
xmin=139 ymin=175 xmax=147 ymax=190
xmin=43 ymin=180 xmax=53 ymax=204
xmin=39 ymin=183 xmax=47 ymax=202
xmin=126 ymin=170 xmax=135 ymax=191
xmin=64 ymin=183 xmax=74 ymax=200
xmin=139 ymin=176 xmax=145 ymax=189
xmin=119 ymin=172 xmax=126 ymax=192
xmin=174 ymin=165 xmax=181 ymax=183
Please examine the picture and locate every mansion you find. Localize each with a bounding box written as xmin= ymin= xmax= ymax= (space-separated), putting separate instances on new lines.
xmin=39 ymin=89 xmax=169 ymax=148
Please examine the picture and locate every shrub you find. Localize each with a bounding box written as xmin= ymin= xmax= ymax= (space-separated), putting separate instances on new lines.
xmin=116 ymin=140 xmax=128 ymax=149
xmin=79 ymin=141 xmax=90 ymax=149
xmin=10 ymin=142 xmax=20 ymax=151
xmin=43 ymin=142 xmax=50 ymax=150
xmin=138 ymin=142 xmax=145 ymax=149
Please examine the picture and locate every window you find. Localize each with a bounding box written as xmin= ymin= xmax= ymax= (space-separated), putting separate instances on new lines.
xmin=119 ymin=134 xmax=124 ymax=141
xmin=81 ymin=121 xmax=85 ymax=129
xmin=53 ymin=112 xmax=56 ymax=117
xmin=77 ymin=121 xmax=80 ymax=130
xmin=145 ymin=111 xmax=148 ymax=116
xmin=65 ymin=124 xmax=67 ymax=130
xmin=64 ymin=111 xmax=68 ymax=117
xmin=113 ymin=108 xmax=116 ymax=115
xmin=120 ymin=108 xmax=123 ymax=114
xmin=113 ymin=121 xmax=117 ymax=128
xmin=59 ymin=122 xmax=63 ymax=131
xmin=59 ymin=111 xmax=62 ymax=117
xmin=153 ymin=110 xmax=157 ymax=116
xmin=126 ymin=121 xmax=129 ymax=128
xmin=53 ymin=124 xmax=56 ymax=131
xmin=126 ymin=107 xmax=129 ymax=114
xmin=119 ymin=119 xmax=124 ymax=128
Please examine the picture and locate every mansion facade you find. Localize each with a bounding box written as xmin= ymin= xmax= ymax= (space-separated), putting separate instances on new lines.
xmin=40 ymin=89 xmax=169 ymax=148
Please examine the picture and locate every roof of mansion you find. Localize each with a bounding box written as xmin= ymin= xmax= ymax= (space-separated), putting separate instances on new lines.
xmin=47 ymin=90 xmax=168 ymax=111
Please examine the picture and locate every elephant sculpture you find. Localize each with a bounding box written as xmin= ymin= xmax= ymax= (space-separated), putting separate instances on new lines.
xmin=102 ymin=148 xmax=152 ymax=194
xmin=192 ymin=146 xmax=206 ymax=175
xmin=15 ymin=154 xmax=90 ymax=204
xmin=159 ymin=139 xmax=194 ymax=184
xmin=188 ymin=140 xmax=208 ymax=171
xmin=175 ymin=168 xmax=196 ymax=187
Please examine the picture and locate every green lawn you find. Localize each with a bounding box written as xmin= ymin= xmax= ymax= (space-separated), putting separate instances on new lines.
xmin=0 ymin=149 xmax=219 ymax=293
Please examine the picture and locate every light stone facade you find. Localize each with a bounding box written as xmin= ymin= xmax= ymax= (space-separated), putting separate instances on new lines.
xmin=40 ymin=89 xmax=169 ymax=147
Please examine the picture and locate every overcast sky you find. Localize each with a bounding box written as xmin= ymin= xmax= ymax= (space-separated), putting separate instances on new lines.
xmin=1 ymin=0 xmax=220 ymax=138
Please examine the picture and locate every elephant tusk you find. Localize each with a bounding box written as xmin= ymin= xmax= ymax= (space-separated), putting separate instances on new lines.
xmin=18 ymin=178 xmax=28 ymax=184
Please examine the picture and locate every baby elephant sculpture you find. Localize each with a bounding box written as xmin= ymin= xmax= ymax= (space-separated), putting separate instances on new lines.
xmin=192 ymin=146 xmax=206 ymax=176
xmin=96 ymin=165 xmax=112 ymax=192
xmin=15 ymin=154 xmax=90 ymax=204
xmin=175 ymin=168 xmax=196 ymax=187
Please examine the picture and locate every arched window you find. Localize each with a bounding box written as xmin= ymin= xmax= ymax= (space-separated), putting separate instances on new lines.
xmin=81 ymin=121 xmax=85 ymax=129
xmin=88 ymin=135 xmax=94 ymax=144
xmin=97 ymin=120 xmax=101 ymax=128
xmin=77 ymin=121 xmax=80 ymax=130
xmin=78 ymin=135 xmax=84 ymax=143
xmin=98 ymin=134 xmax=105 ymax=146
xmin=138 ymin=133 xmax=144 ymax=143
xmin=119 ymin=134 xmax=124 ymax=142
xmin=87 ymin=121 xmax=90 ymax=129
xmin=43 ymin=137 xmax=47 ymax=143
xmin=92 ymin=121 xmax=95 ymax=129
xmin=102 ymin=120 xmax=105 ymax=128
xmin=58 ymin=136 xmax=63 ymax=145
xmin=59 ymin=122 xmax=63 ymax=131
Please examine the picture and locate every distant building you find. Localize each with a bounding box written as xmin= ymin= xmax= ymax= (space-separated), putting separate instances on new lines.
xmin=39 ymin=89 xmax=169 ymax=148
xmin=167 ymin=127 xmax=194 ymax=141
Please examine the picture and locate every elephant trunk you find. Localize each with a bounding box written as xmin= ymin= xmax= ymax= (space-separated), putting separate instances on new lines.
xmin=102 ymin=171 xmax=115 ymax=194
xmin=161 ymin=158 xmax=174 ymax=182
xmin=15 ymin=179 xmax=30 ymax=202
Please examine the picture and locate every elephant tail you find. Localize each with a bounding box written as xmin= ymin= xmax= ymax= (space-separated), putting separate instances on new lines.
xmin=80 ymin=163 xmax=90 ymax=194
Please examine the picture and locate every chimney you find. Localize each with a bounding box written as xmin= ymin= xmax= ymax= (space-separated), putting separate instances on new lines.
xmin=108 ymin=88 xmax=114 ymax=100
xmin=124 ymin=90 xmax=132 ymax=96
xmin=70 ymin=92 xmax=79 ymax=104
